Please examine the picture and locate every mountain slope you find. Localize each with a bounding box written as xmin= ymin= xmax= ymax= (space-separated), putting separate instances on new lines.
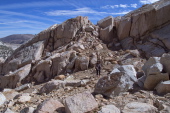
xmin=0 ymin=34 xmax=34 ymax=44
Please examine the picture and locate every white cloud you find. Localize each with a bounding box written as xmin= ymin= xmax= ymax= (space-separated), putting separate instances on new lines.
xmin=131 ymin=4 xmax=138 ymax=8
xmin=140 ymin=0 xmax=160 ymax=4
xmin=101 ymin=5 xmax=119 ymax=9
xmin=46 ymin=7 xmax=106 ymax=16
xmin=101 ymin=4 xmax=137 ymax=9
xmin=120 ymin=4 xmax=129 ymax=8
xmin=46 ymin=7 xmax=130 ymax=17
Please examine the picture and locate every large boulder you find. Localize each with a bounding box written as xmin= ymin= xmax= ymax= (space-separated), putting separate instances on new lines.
xmin=51 ymin=51 xmax=76 ymax=76
xmin=39 ymin=80 xmax=65 ymax=94
xmin=0 ymin=64 xmax=31 ymax=88
xmin=35 ymin=98 xmax=64 ymax=113
xmin=32 ymin=60 xmax=52 ymax=83
xmin=160 ymin=53 xmax=170 ymax=75
xmin=155 ymin=80 xmax=170 ymax=95
xmin=144 ymin=73 xmax=169 ymax=90
xmin=94 ymin=65 xmax=137 ymax=97
xmin=122 ymin=102 xmax=158 ymax=113
xmin=98 ymin=105 xmax=120 ymax=113
xmin=97 ymin=16 xmax=114 ymax=29
xmin=65 ymin=91 xmax=98 ymax=113
xmin=142 ymin=57 xmax=162 ymax=76
xmin=74 ymin=55 xmax=89 ymax=72
xmin=98 ymin=16 xmax=114 ymax=43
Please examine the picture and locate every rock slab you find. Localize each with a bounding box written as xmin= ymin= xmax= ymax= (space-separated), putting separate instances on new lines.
xmin=65 ymin=91 xmax=98 ymax=113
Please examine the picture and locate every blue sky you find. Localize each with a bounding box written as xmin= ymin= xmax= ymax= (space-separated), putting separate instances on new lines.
xmin=0 ymin=0 xmax=160 ymax=38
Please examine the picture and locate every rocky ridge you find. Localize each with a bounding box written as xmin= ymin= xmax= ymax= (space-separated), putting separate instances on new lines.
xmin=0 ymin=0 xmax=170 ymax=112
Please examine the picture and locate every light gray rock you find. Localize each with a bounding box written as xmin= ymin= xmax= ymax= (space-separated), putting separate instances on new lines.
xmin=2 ymin=89 xmax=19 ymax=100
xmin=39 ymin=80 xmax=65 ymax=94
xmin=64 ymin=79 xmax=81 ymax=87
xmin=155 ymin=80 xmax=170 ymax=95
xmin=142 ymin=57 xmax=161 ymax=76
xmin=144 ymin=73 xmax=169 ymax=90
xmin=90 ymin=53 xmax=97 ymax=67
xmin=136 ymin=41 xmax=165 ymax=58
xmin=98 ymin=105 xmax=120 ymax=113
xmin=99 ymin=25 xmax=114 ymax=43
xmin=160 ymin=53 xmax=170 ymax=75
xmin=80 ymin=79 xmax=90 ymax=86
xmin=97 ymin=16 xmax=114 ymax=29
xmin=0 ymin=92 xmax=6 ymax=106
xmin=147 ymin=63 xmax=163 ymax=75
xmin=65 ymin=91 xmax=98 ymax=113
xmin=120 ymin=37 xmax=135 ymax=50
xmin=35 ymin=98 xmax=64 ymax=113
xmin=92 ymin=31 xmax=99 ymax=37
xmin=74 ymin=56 xmax=89 ymax=71
xmin=122 ymin=102 xmax=158 ymax=113
xmin=117 ymin=17 xmax=131 ymax=40
xmin=15 ymin=84 xmax=31 ymax=92
xmin=94 ymin=65 xmax=137 ymax=97
xmin=32 ymin=60 xmax=52 ymax=82
xmin=51 ymin=51 xmax=76 ymax=76
xmin=20 ymin=107 xmax=35 ymax=113
xmin=0 ymin=64 xmax=31 ymax=88
xmin=95 ymin=44 xmax=103 ymax=50
xmin=151 ymin=24 xmax=170 ymax=50
xmin=85 ymin=25 xmax=94 ymax=32
xmin=15 ymin=93 xmax=31 ymax=103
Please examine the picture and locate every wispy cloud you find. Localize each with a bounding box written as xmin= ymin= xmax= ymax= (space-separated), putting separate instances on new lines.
xmin=131 ymin=4 xmax=138 ymax=8
xmin=45 ymin=7 xmax=130 ymax=16
xmin=45 ymin=7 xmax=106 ymax=16
xmin=0 ymin=10 xmax=59 ymax=23
xmin=101 ymin=4 xmax=138 ymax=9
xmin=139 ymin=0 xmax=160 ymax=4
xmin=120 ymin=4 xmax=129 ymax=8
xmin=0 ymin=1 xmax=66 ymax=9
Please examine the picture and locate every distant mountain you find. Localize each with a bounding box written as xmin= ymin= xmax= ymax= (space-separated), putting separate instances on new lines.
xmin=0 ymin=34 xmax=35 ymax=44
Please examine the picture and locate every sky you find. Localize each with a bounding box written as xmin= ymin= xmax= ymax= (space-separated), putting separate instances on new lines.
xmin=0 ymin=0 xmax=160 ymax=38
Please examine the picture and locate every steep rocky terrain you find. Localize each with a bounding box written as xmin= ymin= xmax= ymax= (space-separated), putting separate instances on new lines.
xmin=0 ymin=0 xmax=170 ymax=113
xmin=0 ymin=42 xmax=14 ymax=60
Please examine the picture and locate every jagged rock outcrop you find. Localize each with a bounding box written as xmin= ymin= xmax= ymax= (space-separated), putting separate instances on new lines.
xmin=0 ymin=16 xmax=97 ymax=88
xmin=139 ymin=53 xmax=170 ymax=92
xmin=116 ymin=0 xmax=170 ymax=58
